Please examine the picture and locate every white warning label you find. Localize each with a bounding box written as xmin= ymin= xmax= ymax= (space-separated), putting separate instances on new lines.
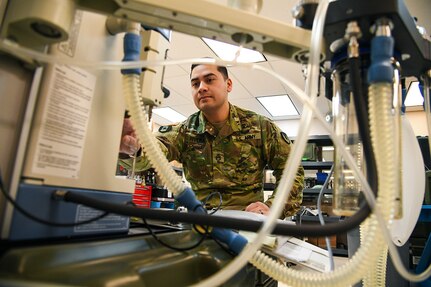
xmin=32 ymin=64 xmax=96 ymax=178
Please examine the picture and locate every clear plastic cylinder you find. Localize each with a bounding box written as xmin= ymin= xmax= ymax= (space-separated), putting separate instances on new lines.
xmin=332 ymin=65 xmax=364 ymax=216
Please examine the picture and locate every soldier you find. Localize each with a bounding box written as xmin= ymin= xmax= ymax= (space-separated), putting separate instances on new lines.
xmin=120 ymin=64 xmax=304 ymax=218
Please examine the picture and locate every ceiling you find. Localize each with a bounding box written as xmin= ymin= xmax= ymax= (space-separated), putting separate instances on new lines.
xmin=153 ymin=0 xmax=431 ymax=126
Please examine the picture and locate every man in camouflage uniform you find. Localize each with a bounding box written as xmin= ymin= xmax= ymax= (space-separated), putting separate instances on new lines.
xmin=120 ymin=64 xmax=304 ymax=218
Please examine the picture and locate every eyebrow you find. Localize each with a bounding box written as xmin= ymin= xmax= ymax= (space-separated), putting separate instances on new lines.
xmin=190 ymin=72 xmax=217 ymax=83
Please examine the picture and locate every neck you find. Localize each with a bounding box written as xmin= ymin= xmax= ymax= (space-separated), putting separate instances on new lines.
xmin=203 ymin=103 xmax=230 ymax=124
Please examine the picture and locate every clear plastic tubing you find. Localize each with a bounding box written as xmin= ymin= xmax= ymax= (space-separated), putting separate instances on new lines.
xmin=249 ymin=29 xmax=430 ymax=287
xmin=123 ymin=74 xmax=184 ymax=194
xmin=191 ymin=1 xmax=331 ymax=286
xmin=2 ymin=14 xmax=430 ymax=283
xmin=364 ymin=82 xmax=396 ymax=287
xmin=332 ymin=68 xmax=364 ymax=216
xmin=3 ymin=37 xmax=429 ymax=283
xmin=254 ymin=60 xmax=431 ymax=285
xmin=117 ymin=14 xmax=428 ymax=286
xmin=247 ymin=68 xmax=392 ymax=287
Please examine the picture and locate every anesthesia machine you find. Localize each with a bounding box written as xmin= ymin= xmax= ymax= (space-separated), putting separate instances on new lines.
xmin=0 ymin=0 xmax=430 ymax=286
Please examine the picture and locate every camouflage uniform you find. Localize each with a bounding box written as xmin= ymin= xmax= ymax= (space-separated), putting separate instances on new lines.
xmin=121 ymin=104 xmax=304 ymax=217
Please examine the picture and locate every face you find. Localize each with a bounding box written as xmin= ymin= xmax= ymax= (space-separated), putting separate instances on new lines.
xmin=190 ymin=65 xmax=232 ymax=114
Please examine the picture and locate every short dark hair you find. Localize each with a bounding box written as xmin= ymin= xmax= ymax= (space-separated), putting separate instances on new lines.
xmin=190 ymin=64 xmax=229 ymax=80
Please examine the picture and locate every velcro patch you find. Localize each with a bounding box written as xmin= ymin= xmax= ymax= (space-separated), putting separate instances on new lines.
xmin=281 ymin=132 xmax=291 ymax=144
xmin=159 ymin=125 xmax=172 ymax=133
xmin=232 ymin=133 xmax=261 ymax=141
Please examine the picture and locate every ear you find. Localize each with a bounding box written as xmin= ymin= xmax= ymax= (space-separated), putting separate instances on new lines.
xmin=226 ymin=78 xmax=233 ymax=92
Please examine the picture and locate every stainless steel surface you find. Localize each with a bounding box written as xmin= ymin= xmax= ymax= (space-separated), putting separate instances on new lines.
xmin=0 ymin=230 xmax=256 ymax=286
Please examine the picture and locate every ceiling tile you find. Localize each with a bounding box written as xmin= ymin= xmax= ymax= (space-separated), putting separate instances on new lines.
xmin=163 ymin=64 xmax=188 ymax=79
xmin=229 ymin=63 xmax=286 ymax=97
xmin=268 ymin=60 xmax=306 ymax=92
xmin=168 ymin=32 xmax=216 ymax=60
xmin=230 ymin=98 xmax=271 ymax=118
xmin=228 ymin=73 xmax=254 ymax=100
xmin=164 ymin=74 xmax=193 ymax=100
xmin=171 ymin=103 xmax=199 ymax=116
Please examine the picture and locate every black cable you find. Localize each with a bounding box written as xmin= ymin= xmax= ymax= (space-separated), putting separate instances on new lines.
xmin=208 ymin=234 xmax=236 ymax=257
xmin=348 ymin=57 xmax=379 ymax=196
xmin=61 ymin=190 xmax=371 ymax=237
xmin=0 ymin=172 xmax=110 ymax=227
xmin=142 ymin=217 xmax=207 ymax=252
xmin=202 ymin=191 xmax=223 ymax=215
xmin=192 ymin=220 xmax=235 ymax=257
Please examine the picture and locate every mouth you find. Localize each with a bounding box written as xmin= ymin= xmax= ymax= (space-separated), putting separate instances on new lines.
xmin=199 ymin=96 xmax=212 ymax=102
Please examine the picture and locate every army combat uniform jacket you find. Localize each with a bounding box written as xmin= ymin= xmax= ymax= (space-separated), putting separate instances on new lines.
xmin=122 ymin=104 xmax=304 ymax=217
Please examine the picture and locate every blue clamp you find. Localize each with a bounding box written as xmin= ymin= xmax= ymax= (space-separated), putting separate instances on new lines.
xmin=176 ymin=188 xmax=248 ymax=254
xmin=121 ymin=33 xmax=141 ymax=75
xmin=367 ymin=36 xmax=394 ymax=84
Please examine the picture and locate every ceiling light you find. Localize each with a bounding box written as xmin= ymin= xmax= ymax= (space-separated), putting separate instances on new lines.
xmin=202 ymin=37 xmax=266 ymax=63
xmin=257 ymin=95 xmax=299 ymax=116
xmin=404 ymin=81 xmax=424 ymax=107
xmin=152 ymin=107 xmax=187 ymax=123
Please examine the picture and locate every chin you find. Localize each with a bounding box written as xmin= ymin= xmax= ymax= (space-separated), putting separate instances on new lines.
xmin=198 ymin=102 xmax=213 ymax=109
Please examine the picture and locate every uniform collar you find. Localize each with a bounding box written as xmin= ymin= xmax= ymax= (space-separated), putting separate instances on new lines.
xmin=194 ymin=103 xmax=243 ymax=136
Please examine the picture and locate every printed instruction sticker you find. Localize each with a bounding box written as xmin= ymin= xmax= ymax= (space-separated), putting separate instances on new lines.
xmin=32 ymin=64 xmax=96 ymax=178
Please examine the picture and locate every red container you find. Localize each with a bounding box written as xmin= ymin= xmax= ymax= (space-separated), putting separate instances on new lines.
xmin=133 ymin=185 xmax=152 ymax=208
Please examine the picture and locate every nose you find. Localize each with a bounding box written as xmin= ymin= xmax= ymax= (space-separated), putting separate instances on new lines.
xmin=198 ymin=81 xmax=208 ymax=92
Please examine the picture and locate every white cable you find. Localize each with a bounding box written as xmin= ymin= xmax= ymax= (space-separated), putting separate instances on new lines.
xmin=0 ymin=38 xmax=217 ymax=70
xmin=254 ymin=63 xmax=431 ymax=284
xmin=317 ymin=165 xmax=335 ymax=271
xmin=249 ymin=1 xmax=380 ymax=285
xmin=191 ymin=1 xmax=330 ymax=285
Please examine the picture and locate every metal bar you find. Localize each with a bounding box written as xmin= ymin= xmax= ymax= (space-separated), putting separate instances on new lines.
xmin=77 ymin=0 xmax=315 ymax=62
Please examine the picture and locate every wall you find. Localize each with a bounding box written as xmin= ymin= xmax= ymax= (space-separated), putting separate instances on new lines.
xmin=405 ymin=110 xmax=428 ymax=136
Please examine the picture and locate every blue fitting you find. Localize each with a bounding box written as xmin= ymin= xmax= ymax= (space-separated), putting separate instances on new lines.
xmin=367 ymin=36 xmax=394 ymax=83
xmin=211 ymin=226 xmax=248 ymax=255
xmin=121 ymin=33 xmax=141 ymax=75
xmin=175 ymin=188 xmax=248 ymax=254
xmin=175 ymin=187 xmax=206 ymax=213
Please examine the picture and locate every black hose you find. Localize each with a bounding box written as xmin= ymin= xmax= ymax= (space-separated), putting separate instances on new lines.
xmin=348 ymin=57 xmax=379 ymax=196
xmin=63 ymin=58 xmax=377 ymax=237
xmin=62 ymin=190 xmax=371 ymax=237
xmin=0 ymin=173 xmax=110 ymax=227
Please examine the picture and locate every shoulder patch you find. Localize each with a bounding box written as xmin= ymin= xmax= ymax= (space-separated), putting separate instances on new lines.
xmin=281 ymin=132 xmax=291 ymax=144
xmin=158 ymin=125 xmax=172 ymax=133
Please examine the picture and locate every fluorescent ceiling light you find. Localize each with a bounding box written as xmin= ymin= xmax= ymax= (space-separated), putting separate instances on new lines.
xmin=257 ymin=95 xmax=299 ymax=116
xmin=153 ymin=107 xmax=187 ymax=123
xmin=202 ymin=37 xmax=266 ymax=63
xmin=404 ymin=81 xmax=424 ymax=107
xmin=322 ymin=146 xmax=334 ymax=151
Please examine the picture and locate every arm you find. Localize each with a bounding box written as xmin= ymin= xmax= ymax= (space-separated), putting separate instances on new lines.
xmin=118 ymin=119 xmax=183 ymax=171
xmin=119 ymin=118 xmax=140 ymax=156
xmin=262 ymin=119 xmax=304 ymax=218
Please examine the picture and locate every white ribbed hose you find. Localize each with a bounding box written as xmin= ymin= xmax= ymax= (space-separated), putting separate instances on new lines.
xmin=123 ymin=74 xmax=184 ymax=195
xmin=364 ymin=83 xmax=398 ymax=286
xmin=248 ymin=84 xmax=398 ymax=287
xmin=2 ymin=14 xmax=429 ymax=284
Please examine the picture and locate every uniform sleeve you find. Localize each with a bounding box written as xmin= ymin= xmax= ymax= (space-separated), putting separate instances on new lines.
xmin=118 ymin=124 xmax=183 ymax=171
xmin=262 ymin=119 xmax=304 ymax=218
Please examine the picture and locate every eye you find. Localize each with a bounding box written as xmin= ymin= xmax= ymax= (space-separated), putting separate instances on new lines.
xmin=206 ymin=77 xmax=215 ymax=84
xmin=191 ymin=82 xmax=199 ymax=88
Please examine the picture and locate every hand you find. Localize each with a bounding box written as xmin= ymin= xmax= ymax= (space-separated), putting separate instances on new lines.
xmin=119 ymin=118 xmax=140 ymax=155
xmin=245 ymin=202 xmax=270 ymax=215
